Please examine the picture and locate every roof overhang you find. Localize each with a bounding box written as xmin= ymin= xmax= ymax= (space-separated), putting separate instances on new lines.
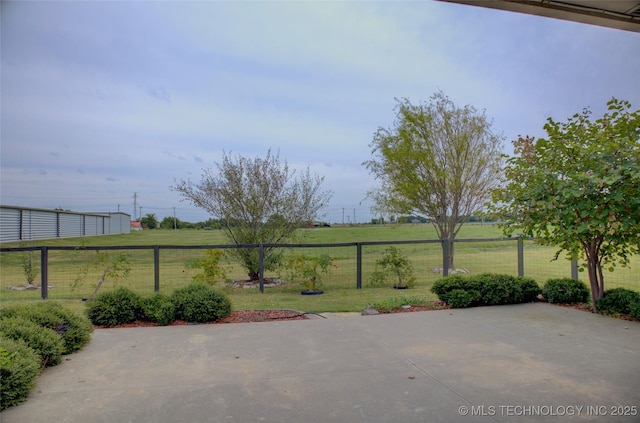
xmin=437 ymin=0 xmax=640 ymax=33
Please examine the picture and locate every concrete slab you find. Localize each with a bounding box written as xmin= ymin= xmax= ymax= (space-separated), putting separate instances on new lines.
xmin=2 ymin=303 xmax=639 ymax=423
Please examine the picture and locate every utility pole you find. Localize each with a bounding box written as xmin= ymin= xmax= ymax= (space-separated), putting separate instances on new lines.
xmin=342 ymin=208 xmax=345 ymax=226
xmin=133 ymin=192 xmax=138 ymax=220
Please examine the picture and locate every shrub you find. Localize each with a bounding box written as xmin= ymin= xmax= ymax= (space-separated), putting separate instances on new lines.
xmin=0 ymin=316 xmax=64 ymax=367
xmin=477 ymin=273 xmax=523 ymax=305
xmin=86 ymin=286 xmax=144 ymax=327
xmin=629 ymin=300 xmax=640 ymax=320
xmin=542 ymin=278 xmax=590 ymax=304
xmin=446 ymin=289 xmax=479 ymax=308
xmin=431 ymin=274 xmax=481 ymax=303
xmin=142 ymin=293 xmax=176 ymax=326
xmin=517 ymin=277 xmax=542 ymax=302
xmin=0 ymin=336 xmax=41 ymax=410
xmin=368 ymin=247 xmax=416 ymax=288
xmin=597 ymin=288 xmax=640 ymax=315
xmin=171 ymin=283 xmax=232 ymax=323
xmin=0 ymin=302 xmax=93 ymax=354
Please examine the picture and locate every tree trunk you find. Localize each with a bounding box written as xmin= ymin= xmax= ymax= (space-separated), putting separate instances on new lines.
xmin=584 ymin=242 xmax=604 ymax=311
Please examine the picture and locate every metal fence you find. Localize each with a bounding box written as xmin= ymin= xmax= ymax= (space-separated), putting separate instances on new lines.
xmin=1 ymin=238 xmax=638 ymax=300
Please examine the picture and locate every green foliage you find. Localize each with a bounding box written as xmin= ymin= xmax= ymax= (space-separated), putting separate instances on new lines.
xmin=139 ymin=213 xmax=158 ymax=229
xmin=368 ymin=246 xmax=416 ymax=288
xmin=172 ymin=149 xmax=333 ymax=280
xmin=431 ymin=273 xmax=540 ymax=308
xmin=86 ymin=287 xmax=144 ymax=327
xmin=596 ymin=288 xmax=640 ymax=316
xmin=185 ymin=249 xmax=227 ymax=284
xmin=491 ymin=98 xmax=640 ymax=310
xmin=629 ymin=300 xmax=640 ymax=320
xmin=142 ymin=293 xmax=176 ymax=326
xmin=367 ymin=296 xmax=429 ymax=312
xmin=71 ymin=249 xmax=131 ymax=292
xmin=363 ymin=91 xmax=503 ymax=268
xmin=0 ymin=302 xmax=93 ymax=354
xmin=284 ymin=253 xmax=335 ymax=292
xmin=542 ymin=278 xmax=590 ymax=304
xmin=517 ymin=277 xmax=543 ymax=303
xmin=0 ymin=336 xmax=42 ymax=410
xmin=446 ymin=289 xmax=479 ymax=308
xmin=0 ymin=316 xmax=64 ymax=367
xmin=20 ymin=244 xmax=39 ymax=285
xmin=171 ymin=283 xmax=232 ymax=323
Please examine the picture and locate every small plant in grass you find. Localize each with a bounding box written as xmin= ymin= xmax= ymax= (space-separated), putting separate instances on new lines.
xmin=171 ymin=282 xmax=232 ymax=323
xmin=367 ymin=296 xmax=429 ymax=312
xmin=19 ymin=242 xmax=39 ymax=286
xmin=71 ymin=248 xmax=131 ymax=292
xmin=0 ymin=316 xmax=64 ymax=367
xmin=596 ymin=288 xmax=640 ymax=316
xmin=86 ymin=287 xmax=144 ymax=327
xmin=542 ymin=278 xmax=590 ymax=304
xmin=284 ymin=253 xmax=335 ymax=293
xmin=368 ymin=246 xmax=416 ymax=289
xmin=0 ymin=336 xmax=41 ymax=411
xmin=142 ymin=293 xmax=176 ymax=326
xmin=185 ymin=249 xmax=228 ymax=285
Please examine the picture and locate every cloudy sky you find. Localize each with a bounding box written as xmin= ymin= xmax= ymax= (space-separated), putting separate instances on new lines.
xmin=2 ymin=1 xmax=639 ymax=224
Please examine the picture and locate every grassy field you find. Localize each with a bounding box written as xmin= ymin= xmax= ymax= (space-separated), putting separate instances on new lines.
xmin=1 ymin=224 xmax=638 ymax=315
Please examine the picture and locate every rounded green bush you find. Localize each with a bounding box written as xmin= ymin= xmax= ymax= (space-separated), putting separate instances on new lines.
xmin=0 ymin=336 xmax=42 ymax=411
xmin=477 ymin=273 xmax=523 ymax=305
xmin=542 ymin=278 xmax=590 ymax=304
xmin=597 ymin=288 xmax=640 ymax=315
xmin=0 ymin=302 xmax=93 ymax=354
xmin=517 ymin=277 xmax=542 ymax=303
xmin=0 ymin=316 xmax=64 ymax=367
xmin=142 ymin=293 xmax=176 ymax=326
xmin=446 ymin=289 xmax=479 ymax=308
xmin=431 ymin=275 xmax=481 ymax=303
xmin=629 ymin=300 xmax=640 ymax=320
xmin=172 ymin=283 xmax=232 ymax=323
xmin=86 ymin=287 xmax=144 ymax=327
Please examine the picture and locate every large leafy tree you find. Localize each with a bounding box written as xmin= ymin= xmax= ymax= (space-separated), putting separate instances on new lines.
xmin=172 ymin=149 xmax=332 ymax=280
xmin=491 ymin=98 xmax=640 ymax=310
xmin=363 ymin=92 xmax=503 ymax=269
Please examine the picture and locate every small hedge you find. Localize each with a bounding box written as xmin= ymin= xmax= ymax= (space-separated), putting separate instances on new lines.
xmin=0 ymin=336 xmax=42 ymax=411
xmin=431 ymin=273 xmax=541 ymax=308
xmin=0 ymin=316 xmax=64 ymax=367
xmin=542 ymin=278 xmax=590 ymax=304
xmin=0 ymin=302 xmax=93 ymax=354
xmin=86 ymin=287 xmax=144 ymax=327
xmin=597 ymin=288 xmax=640 ymax=316
xmin=142 ymin=293 xmax=176 ymax=326
xmin=172 ymin=283 xmax=232 ymax=323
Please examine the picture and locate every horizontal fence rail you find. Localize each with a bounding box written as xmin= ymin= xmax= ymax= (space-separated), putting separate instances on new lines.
xmin=2 ymin=238 xmax=637 ymax=300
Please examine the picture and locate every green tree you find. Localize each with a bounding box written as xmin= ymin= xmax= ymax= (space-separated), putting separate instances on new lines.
xmin=139 ymin=213 xmax=158 ymax=229
xmin=172 ymin=149 xmax=332 ymax=280
xmin=363 ymin=92 xmax=503 ymax=268
xmin=491 ymin=98 xmax=640 ymax=310
xmin=160 ymin=216 xmax=180 ymax=229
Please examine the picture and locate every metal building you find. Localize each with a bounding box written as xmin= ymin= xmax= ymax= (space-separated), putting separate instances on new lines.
xmin=0 ymin=205 xmax=131 ymax=243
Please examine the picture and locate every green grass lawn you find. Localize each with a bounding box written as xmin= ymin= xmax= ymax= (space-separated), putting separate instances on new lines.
xmin=1 ymin=224 xmax=638 ymax=315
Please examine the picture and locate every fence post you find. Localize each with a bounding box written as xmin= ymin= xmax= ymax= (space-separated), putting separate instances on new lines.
xmin=40 ymin=246 xmax=48 ymax=300
xmin=517 ymin=236 xmax=524 ymax=277
xmin=442 ymin=239 xmax=449 ymax=277
xmin=154 ymin=246 xmax=160 ymax=292
xmin=259 ymin=244 xmax=265 ymax=293
xmin=571 ymin=259 xmax=579 ymax=280
xmin=356 ymin=243 xmax=362 ymax=289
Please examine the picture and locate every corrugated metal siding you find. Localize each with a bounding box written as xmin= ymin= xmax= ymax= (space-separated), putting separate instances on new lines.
xmin=84 ymin=215 xmax=99 ymax=236
xmin=24 ymin=211 xmax=58 ymax=240
xmin=0 ymin=206 xmax=130 ymax=242
xmin=59 ymin=213 xmax=84 ymax=238
xmin=0 ymin=208 xmax=21 ymax=243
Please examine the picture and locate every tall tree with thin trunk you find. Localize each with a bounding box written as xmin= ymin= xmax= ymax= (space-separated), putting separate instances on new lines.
xmin=173 ymin=149 xmax=332 ymax=280
xmin=364 ymin=92 xmax=503 ymax=269
xmin=490 ymin=98 xmax=640 ymax=311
